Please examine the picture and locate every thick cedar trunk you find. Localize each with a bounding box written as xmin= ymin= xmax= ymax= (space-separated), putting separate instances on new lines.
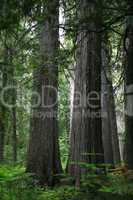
xmin=9 ymin=50 xmax=17 ymax=162
xmin=0 ymin=51 xmax=8 ymax=162
xmin=26 ymin=0 xmax=62 ymax=185
xmin=101 ymin=43 xmax=120 ymax=166
xmin=101 ymin=70 xmax=121 ymax=166
xmin=101 ymin=68 xmax=114 ymax=165
xmin=109 ymin=82 xmax=121 ymax=165
xmin=8 ymin=50 xmax=17 ymax=162
xmin=0 ymin=80 xmax=5 ymax=162
xmin=12 ymin=84 xmax=17 ymax=162
xmin=124 ymin=1 xmax=133 ymax=169
xmin=0 ymin=106 xmax=5 ymax=162
xmin=69 ymin=0 xmax=104 ymax=180
xmin=12 ymin=106 xmax=17 ymax=162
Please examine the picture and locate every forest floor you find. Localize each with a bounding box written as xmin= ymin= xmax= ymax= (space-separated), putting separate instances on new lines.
xmin=0 ymin=164 xmax=133 ymax=200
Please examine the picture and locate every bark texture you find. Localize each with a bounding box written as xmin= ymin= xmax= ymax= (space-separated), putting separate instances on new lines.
xmin=26 ymin=0 xmax=62 ymax=185
xmin=12 ymin=80 xmax=17 ymax=162
xmin=0 ymin=104 xmax=5 ymax=162
xmin=109 ymin=81 xmax=121 ymax=165
xmin=69 ymin=0 xmax=104 ymax=180
xmin=124 ymin=1 xmax=133 ymax=169
xmin=101 ymin=42 xmax=121 ymax=166
xmin=0 ymin=49 xmax=8 ymax=162
xmin=101 ymin=68 xmax=114 ymax=165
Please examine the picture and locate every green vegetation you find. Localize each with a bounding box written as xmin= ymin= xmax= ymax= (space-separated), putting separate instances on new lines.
xmin=0 ymin=0 xmax=133 ymax=199
xmin=0 ymin=165 xmax=133 ymax=200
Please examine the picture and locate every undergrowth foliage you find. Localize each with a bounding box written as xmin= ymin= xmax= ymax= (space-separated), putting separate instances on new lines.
xmin=0 ymin=165 xmax=133 ymax=200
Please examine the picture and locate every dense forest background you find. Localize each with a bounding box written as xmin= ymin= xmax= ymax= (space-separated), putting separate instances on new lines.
xmin=0 ymin=0 xmax=133 ymax=199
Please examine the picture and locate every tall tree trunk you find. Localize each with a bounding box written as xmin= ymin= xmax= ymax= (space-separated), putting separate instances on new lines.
xmin=0 ymin=48 xmax=8 ymax=162
xmin=69 ymin=0 xmax=104 ymax=181
xmin=101 ymin=41 xmax=121 ymax=166
xmin=26 ymin=0 xmax=62 ymax=185
xmin=124 ymin=0 xmax=133 ymax=169
xmin=10 ymin=50 xmax=17 ymax=162
xmin=0 ymin=105 xmax=5 ymax=162
xmin=109 ymin=81 xmax=121 ymax=165
xmin=8 ymin=48 xmax=17 ymax=162
xmin=12 ymin=79 xmax=17 ymax=162
xmin=101 ymin=68 xmax=114 ymax=166
xmin=0 ymin=76 xmax=4 ymax=162
xmin=12 ymin=106 xmax=17 ymax=162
